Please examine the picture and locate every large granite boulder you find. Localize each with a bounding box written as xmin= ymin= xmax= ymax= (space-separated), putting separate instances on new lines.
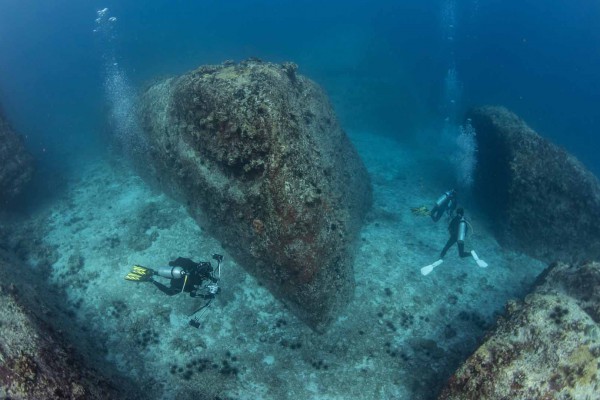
xmin=438 ymin=261 xmax=600 ymax=399
xmin=468 ymin=106 xmax=600 ymax=264
xmin=137 ymin=59 xmax=372 ymax=331
xmin=0 ymin=253 xmax=131 ymax=399
xmin=0 ymin=106 xmax=34 ymax=206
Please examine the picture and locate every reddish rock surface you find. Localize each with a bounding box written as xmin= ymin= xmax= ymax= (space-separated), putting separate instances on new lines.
xmin=137 ymin=59 xmax=372 ymax=331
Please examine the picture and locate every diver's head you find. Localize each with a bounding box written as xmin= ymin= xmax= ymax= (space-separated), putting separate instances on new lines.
xmin=456 ymin=207 xmax=464 ymax=216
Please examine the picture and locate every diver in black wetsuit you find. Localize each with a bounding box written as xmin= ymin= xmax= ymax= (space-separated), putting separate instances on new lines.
xmin=421 ymin=208 xmax=488 ymax=275
xmin=439 ymin=208 xmax=471 ymax=259
xmin=151 ymin=257 xmax=219 ymax=298
xmin=125 ymin=254 xmax=223 ymax=299
xmin=125 ymin=254 xmax=224 ymax=326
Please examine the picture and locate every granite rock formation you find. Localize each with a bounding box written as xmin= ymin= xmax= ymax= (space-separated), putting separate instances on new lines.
xmin=0 ymin=252 xmax=130 ymax=399
xmin=137 ymin=59 xmax=372 ymax=331
xmin=468 ymin=106 xmax=600 ymax=264
xmin=0 ymin=106 xmax=34 ymax=206
xmin=438 ymin=261 xmax=600 ymax=399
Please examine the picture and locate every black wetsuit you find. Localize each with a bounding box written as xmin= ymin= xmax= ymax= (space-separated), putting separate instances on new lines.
xmin=440 ymin=215 xmax=470 ymax=259
xmin=152 ymin=257 xmax=217 ymax=298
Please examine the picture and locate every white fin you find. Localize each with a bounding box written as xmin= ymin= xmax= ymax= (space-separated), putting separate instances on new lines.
xmin=471 ymin=250 xmax=488 ymax=268
xmin=421 ymin=259 xmax=443 ymax=276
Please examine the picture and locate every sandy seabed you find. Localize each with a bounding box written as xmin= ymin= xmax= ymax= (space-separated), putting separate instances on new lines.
xmin=6 ymin=132 xmax=545 ymax=400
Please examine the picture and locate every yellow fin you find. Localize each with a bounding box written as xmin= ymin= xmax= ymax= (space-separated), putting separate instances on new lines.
xmin=411 ymin=206 xmax=430 ymax=216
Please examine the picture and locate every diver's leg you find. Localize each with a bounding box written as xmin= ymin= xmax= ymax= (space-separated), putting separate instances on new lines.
xmin=440 ymin=237 xmax=456 ymax=259
xmin=431 ymin=206 xmax=442 ymax=222
xmin=458 ymin=242 xmax=470 ymax=258
xmin=151 ymin=280 xmax=179 ymax=296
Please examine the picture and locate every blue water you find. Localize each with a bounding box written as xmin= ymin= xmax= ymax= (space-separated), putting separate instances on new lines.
xmin=2 ymin=2 xmax=599 ymax=398
xmin=2 ymin=0 xmax=598 ymax=176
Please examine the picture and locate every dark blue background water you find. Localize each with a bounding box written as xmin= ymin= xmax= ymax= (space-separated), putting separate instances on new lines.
xmin=1 ymin=0 xmax=599 ymax=175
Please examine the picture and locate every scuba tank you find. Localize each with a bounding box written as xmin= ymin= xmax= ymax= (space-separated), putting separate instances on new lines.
xmin=435 ymin=192 xmax=450 ymax=208
xmin=157 ymin=266 xmax=186 ymax=279
xmin=435 ymin=190 xmax=454 ymax=208
xmin=457 ymin=217 xmax=468 ymax=244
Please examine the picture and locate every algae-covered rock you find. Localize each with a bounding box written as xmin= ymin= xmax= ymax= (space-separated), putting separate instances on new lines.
xmin=468 ymin=106 xmax=600 ymax=264
xmin=0 ymin=254 xmax=128 ymax=399
xmin=0 ymin=106 xmax=34 ymax=206
xmin=137 ymin=59 xmax=372 ymax=331
xmin=438 ymin=261 xmax=600 ymax=399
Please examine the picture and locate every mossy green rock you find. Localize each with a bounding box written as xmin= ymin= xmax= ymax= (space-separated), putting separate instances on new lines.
xmin=137 ymin=59 xmax=372 ymax=331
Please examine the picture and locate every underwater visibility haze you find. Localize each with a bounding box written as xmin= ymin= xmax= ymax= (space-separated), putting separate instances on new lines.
xmin=1 ymin=1 xmax=600 ymax=399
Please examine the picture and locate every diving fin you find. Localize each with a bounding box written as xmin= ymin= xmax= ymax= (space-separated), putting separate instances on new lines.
xmin=471 ymin=250 xmax=488 ymax=268
xmin=125 ymin=265 xmax=156 ymax=281
xmin=421 ymin=259 xmax=443 ymax=276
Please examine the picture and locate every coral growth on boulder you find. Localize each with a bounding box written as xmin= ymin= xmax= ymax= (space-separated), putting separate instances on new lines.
xmin=438 ymin=261 xmax=600 ymax=399
xmin=468 ymin=106 xmax=600 ymax=264
xmin=137 ymin=59 xmax=372 ymax=331
xmin=0 ymin=253 xmax=129 ymax=399
xmin=0 ymin=106 xmax=34 ymax=206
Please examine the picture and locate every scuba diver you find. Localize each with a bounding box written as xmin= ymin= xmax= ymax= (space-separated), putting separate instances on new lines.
xmin=421 ymin=208 xmax=488 ymax=275
xmin=125 ymin=254 xmax=223 ymax=319
xmin=430 ymin=189 xmax=457 ymax=222
xmin=440 ymin=207 xmax=471 ymax=259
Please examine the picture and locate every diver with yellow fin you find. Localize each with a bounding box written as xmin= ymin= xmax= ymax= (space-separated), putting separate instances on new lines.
xmin=125 ymin=254 xmax=223 ymax=300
